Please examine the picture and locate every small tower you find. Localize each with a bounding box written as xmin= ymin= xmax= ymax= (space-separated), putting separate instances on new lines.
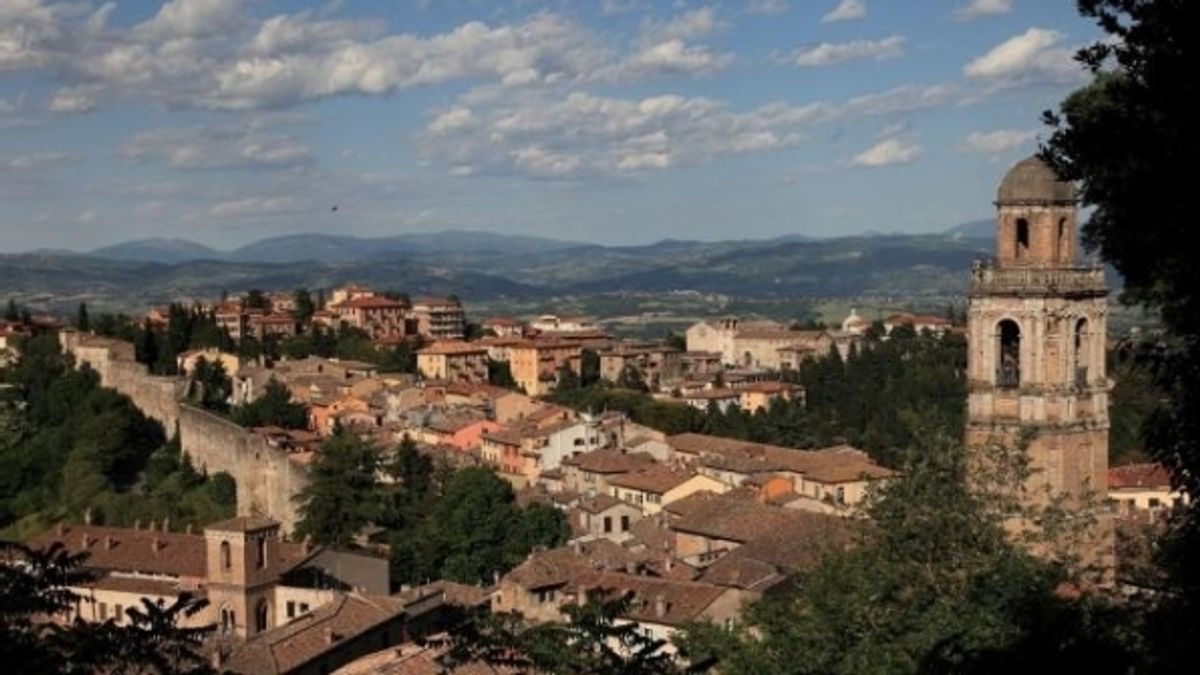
xmin=966 ymin=155 xmax=1112 ymax=571
xmin=204 ymin=517 xmax=284 ymax=639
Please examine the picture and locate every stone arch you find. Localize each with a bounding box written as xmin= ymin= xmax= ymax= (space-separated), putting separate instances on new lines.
xmin=219 ymin=605 xmax=235 ymax=633
xmin=255 ymin=598 xmax=270 ymax=633
xmin=1015 ymin=218 xmax=1030 ymax=261
xmin=996 ymin=319 xmax=1021 ymax=388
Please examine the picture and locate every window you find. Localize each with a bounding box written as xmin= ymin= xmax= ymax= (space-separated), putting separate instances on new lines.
xmin=621 ymin=515 xmax=630 ymax=532
xmin=114 ymin=604 xmax=123 ymax=624
xmin=98 ymin=602 xmax=108 ymax=621
xmin=220 ymin=608 xmax=236 ymax=633
xmin=299 ymin=603 xmax=309 ymax=614
xmin=286 ymin=601 xmax=296 ymax=619
xmin=836 ymin=486 xmax=846 ymax=504
xmin=1149 ymin=498 xmax=1161 ymax=509
xmin=1016 ymin=218 xmax=1030 ymax=259
xmin=1057 ymin=217 xmax=1069 ymax=261
xmin=997 ymin=320 xmax=1021 ymax=388
xmin=255 ymin=599 xmax=269 ymax=633
xmin=220 ymin=541 xmax=232 ymax=570
xmin=256 ymin=536 xmax=267 ymax=570
xmin=603 ymin=516 xmax=612 ymax=533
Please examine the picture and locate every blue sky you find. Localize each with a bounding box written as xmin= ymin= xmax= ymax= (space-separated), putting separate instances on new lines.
xmin=0 ymin=0 xmax=1100 ymax=251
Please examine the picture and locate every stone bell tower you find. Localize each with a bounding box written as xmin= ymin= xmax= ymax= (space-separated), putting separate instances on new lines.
xmin=966 ymin=156 xmax=1111 ymax=567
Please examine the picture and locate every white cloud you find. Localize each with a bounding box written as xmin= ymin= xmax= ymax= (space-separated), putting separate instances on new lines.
xmin=49 ymin=85 xmax=98 ymax=113
xmin=959 ymin=129 xmax=1037 ymax=154
xmin=420 ymin=82 xmax=952 ymax=179
xmin=75 ymin=208 xmax=96 ymax=224
xmin=821 ymin=0 xmax=866 ymax=23
xmin=787 ymin=36 xmax=905 ymax=67
xmin=119 ymin=125 xmax=312 ymax=170
xmin=851 ymin=138 xmax=921 ymax=167
xmin=208 ymin=195 xmax=300 ymax=218
xmin=618 ymin=39 xmax=732 ymax=79
xmin=746 ymin=0 xmax=790 ymax=15
xmin=0 ymin=152 xmax=78 ymax=171
xmin=954 ymin=0 xmax=1013 ymax=22
xmin=643 ymin=8 xmax=719 ymax=42
xmin=133 ymin=0 xmax=246 ymax=40
xmin=964 ymin=28 xmax=1081 ymax=86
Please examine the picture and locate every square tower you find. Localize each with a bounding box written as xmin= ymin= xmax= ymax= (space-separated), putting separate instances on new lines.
xmin=203 ymin=516 xmax=284 ymax=639
xmin=966 ymin=156 xmax=1112 ymax=574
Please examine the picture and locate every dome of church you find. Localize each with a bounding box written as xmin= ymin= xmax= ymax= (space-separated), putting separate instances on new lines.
xmin=996 ymin=155 xmax=1076 ymax=204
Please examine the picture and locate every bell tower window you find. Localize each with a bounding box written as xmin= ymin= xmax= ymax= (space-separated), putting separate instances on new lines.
xmin=1074 ymin=318 xmax=1089 ymax=387
xmin=1015 ymin=219 xmax=1030 ymax=261
xmin=997 ymin=320 xmax=1021 ymax=388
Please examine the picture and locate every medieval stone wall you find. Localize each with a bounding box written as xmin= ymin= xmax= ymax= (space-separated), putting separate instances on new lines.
xmin=58 ymin=330 xmax=307 ymax=533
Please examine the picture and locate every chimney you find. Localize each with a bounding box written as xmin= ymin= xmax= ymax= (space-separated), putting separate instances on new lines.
xmin=654 ymin=594 xmax=667 ymax=619
xmin=149 ymin=519 xmax=157 ymax=532
xmin=162 ymin=517 xmax=170 ymax=532
xmin=81 ymin=533 xmax=93 ymax=548
xmin=324 ymin=628 xmax=339 ymax=645
xmin=83 ymin=507 xmax=93 ymax=525
xmin=105 ymin=535 xmax=115 ymax=551
xmin=185 ymin=524 xmax=193 ymax=535
xmin=133 ymin=519 xmax=141 ymax=531
xmin=152 ymin=537 xmax=163 ymax=553
xmin=577 ymin=585 xmax=591 ymax=607
xmin=56 ymin=522 xmax=65 ymax=536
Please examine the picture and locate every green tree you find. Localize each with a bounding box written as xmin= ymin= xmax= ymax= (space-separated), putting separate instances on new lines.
xmin=1042 ymin=1 xmax=1200 ymax=668
xmin=188 ymin=357 xmax=231 ymax=413
xmin=229 ymin=378 xmax=308 ymax=429
xmin=75 ymin=302 xmax=89 ymax=332
xmin=579 ymin=348 xmax=601 ymax=387
xmin=292 ymin=288 xmax=316 ymax=325
xmin=242 ymin=289 xmax=269 ymax=311
xmin=488 ymin=358 xmax=517 ymax=389
xmin=555 ymin=363 xmax=581 ymax=392
xmin=294 ymin=430 xmax=384 ymax=547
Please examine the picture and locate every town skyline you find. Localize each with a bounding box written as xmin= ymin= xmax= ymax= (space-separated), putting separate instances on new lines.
xmin=2 ymin=0 xmax=1098 ymax=250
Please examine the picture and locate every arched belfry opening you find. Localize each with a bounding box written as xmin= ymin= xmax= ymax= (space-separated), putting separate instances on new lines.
xmin=1057 ymin=217 xmax=1069 ymax=263
xmin=1074 ymin=318 xmax=1089 ymax=387
xmin=997 ymin=319 xmax=1021 ymax=388
xmin=1015 ymin=219 xmax=1030 ymax=261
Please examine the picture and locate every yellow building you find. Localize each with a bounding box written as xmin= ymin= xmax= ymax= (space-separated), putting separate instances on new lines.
xmin=416 ymin=340 xmax=489 ymax=383
xmin=507 ymin=339 xmax=581 ymax=396
xmin=608 ymin=465 xmax=728 ymax=514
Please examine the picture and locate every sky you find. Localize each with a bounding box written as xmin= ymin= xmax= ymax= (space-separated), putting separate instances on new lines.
xmin=0 ymin=0 xmax=1102 ymax=251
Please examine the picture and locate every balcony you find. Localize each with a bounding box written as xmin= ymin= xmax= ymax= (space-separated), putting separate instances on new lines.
xmin=970 ymin=261 xmax=1106 ymax=298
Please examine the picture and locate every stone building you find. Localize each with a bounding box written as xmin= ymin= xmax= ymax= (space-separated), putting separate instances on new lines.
xmin=965 ymin=155 xmax=1112 ymax=570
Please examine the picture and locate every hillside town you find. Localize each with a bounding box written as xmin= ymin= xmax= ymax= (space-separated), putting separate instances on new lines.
xmin=2 ymin=0 xmax=1197 ymax=673
xmin=0 ymin=155 xmax=1188 ymax=674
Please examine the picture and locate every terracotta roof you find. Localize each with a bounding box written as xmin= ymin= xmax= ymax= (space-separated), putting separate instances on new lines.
xmin=683 ymin=388 xmax=739 ymax=400
xmin=699 ymin=518 xmax=847 ymax=590
xmin=668 ymin=433 xmax=897 ymax=483
xmin=28 ymin=524 xmax=207 ymax=578
xmin=739 ymin=381 xmax=793 ymax=394
xmin=576 ymin=494 xmax=627 ymax=514
xmin=414 ymin=580 xmax=493 ymax=609
xmin=608 ymin=466 xmax=698 ymax=494
xmin=565 ymin=571 xmax=726 ymax=627
xmin=418 ymin=341 xmax=488 ymax=356
xmin=562 ymin=449 xmax=656 ymax=474
xmin=481 ymin=427 xmax=523 ymax=446
xmin=85 ymin=574 xmax=188 ymax=597
xmin=225 ymin=593 xmax=419 ymax=675
xmin=1109 ymin=463 xmax=1173 ymax=490
xmin=503 ymin=541 xmax=637 ymax=591
xmin=670 ymin=495 xmax=840 ymax=544
xmin=337 ymin=296 xmax=409 ymax=310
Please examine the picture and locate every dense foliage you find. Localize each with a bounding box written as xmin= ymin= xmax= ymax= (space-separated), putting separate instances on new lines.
xmin=228 ymin=378 xmax=308 ymax=430
xmin=1043 ymin=0 xmax=1200 ymax=669
xmin=0 ymin=334 xmax=234 ymax=538
xmin=294 ymin=435 xmax=569 ymax=586
xmin=552 ymin=329 xmax=966 ymax=467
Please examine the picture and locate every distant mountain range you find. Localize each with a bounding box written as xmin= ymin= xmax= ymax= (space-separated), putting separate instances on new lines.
xmin=0 ymin=221 xmax=1037 ymax=314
